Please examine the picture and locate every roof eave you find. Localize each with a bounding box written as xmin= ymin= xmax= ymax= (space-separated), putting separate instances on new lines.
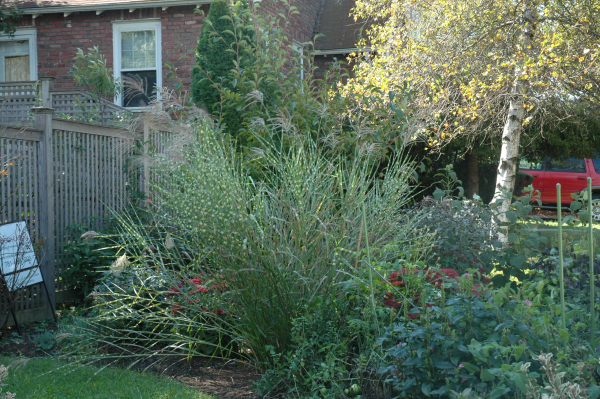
xmin=315 ymin=47 xmax=370 ymax=55
xmin=20 ymin=0 xmax=211 ymax=15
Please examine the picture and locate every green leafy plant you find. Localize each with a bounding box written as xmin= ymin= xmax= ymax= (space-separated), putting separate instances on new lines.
xmin=256 ymin=299 xmax=354 ymax=398
xmin=68 ymin=46 xmax=123 ymax=125
xmin=61 ymin=221 xmax=119 ymax=300
xmin=491 ymin=185 xmax=548 ymax=286
xmin=0 ymin=8 xmax=22 ymax=37
xmin=378 ymin=282 xmax=549 ymax=398
xmin=32 ymin=331 xmax=57 ymax=352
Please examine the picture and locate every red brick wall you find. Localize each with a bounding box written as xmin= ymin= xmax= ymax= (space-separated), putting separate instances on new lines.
xmin=256 ymin=0 xmax=323 ymax=44
xmin=14 ymin=1 xmax=324 ymax=94
xmin=31 ymin=5 xmax=207 ymax=91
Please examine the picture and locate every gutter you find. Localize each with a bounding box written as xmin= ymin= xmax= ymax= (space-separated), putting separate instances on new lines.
xmin=315 ymin=47 xmax=370 ymax=55
xmin=18 ymin=0 xmax=211 ymax=17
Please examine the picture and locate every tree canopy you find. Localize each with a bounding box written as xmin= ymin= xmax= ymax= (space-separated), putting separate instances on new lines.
xmin=351 ymin=0 xmax=600 ymax=206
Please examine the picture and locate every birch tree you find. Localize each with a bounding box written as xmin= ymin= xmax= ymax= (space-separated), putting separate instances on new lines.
xmin=350 ymin=0 xmax=600 ymax=210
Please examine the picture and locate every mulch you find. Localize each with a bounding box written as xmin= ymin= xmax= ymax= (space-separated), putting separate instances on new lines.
xmin=530 ymin=208 xmax=558 ymax=219
xmin=0 ymin=320 xmax=260 ymax=399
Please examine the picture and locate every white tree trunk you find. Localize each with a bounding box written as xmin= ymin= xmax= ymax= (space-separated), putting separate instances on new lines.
xmin=491 ymin=2 xmax=536 ymax=220
xmin=492 ymin=88 xmax=525 ymax=218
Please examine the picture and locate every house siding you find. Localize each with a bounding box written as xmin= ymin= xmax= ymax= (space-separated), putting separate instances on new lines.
xmin=27 ymin=5 xmax=207 ymax=92
xmin=8 ymin=1 xmax=323 ymax=96
xmin=257 ymin=0 xmax=323 ymax=44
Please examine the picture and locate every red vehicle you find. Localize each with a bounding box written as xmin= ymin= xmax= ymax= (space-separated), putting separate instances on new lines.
xmin=519 ymin=158 xmax=600 ymax=221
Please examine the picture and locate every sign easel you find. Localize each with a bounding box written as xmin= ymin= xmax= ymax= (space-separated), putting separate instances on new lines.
xmin=0 ymin=221 xmax=57 ymax=335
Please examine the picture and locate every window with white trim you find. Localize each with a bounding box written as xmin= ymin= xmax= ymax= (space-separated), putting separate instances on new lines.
xmin=293 ymin=40 xmax=304 ymax=81
xmin=113 ymin=20 xmax=161 ymax=108
xmin=0 ymin=28 xmax=37 ymax=82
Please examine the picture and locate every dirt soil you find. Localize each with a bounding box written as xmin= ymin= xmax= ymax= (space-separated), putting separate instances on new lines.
xmin=149 ymin=357 xmax=259 ymax=399
xmin=530 ymin=208 xmax=560 ymax=219
xmin=0 ymin=320 xmax=260 ymax=399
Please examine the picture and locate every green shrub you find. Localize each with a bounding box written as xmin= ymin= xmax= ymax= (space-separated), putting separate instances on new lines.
xmin=256 ymin=299 xmax=353 ymax=398
xmin=191 ymin=0 xmax=254 ymax=138
xmin=377 ymin=273 xmax=600 ymax=398
xmin=414 ymin=196 xmax=498 ymax=274
xmin=61 ymin=221 xmax=119 ymax=300
xmin=378 ymin=283 xmax=545 ymax=397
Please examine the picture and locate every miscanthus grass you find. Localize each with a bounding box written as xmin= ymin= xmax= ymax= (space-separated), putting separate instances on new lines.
xmin=60 ymin=119 xmax=434 ymax=368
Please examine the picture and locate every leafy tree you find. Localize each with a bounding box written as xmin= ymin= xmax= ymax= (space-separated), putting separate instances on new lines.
xmin=351 ymin=0 xmax=600 ymax=214
xmin=191 ymin=0 xmax=254 ymax=138
xmin=0 ymin=8 xmax=22 ymax=37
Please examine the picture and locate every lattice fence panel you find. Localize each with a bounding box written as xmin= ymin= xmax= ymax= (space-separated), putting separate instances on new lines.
xmin=0 ymin=133 xmax=43 ymax=312
xmin=0 ymin=82 xmax=36 ymax=127
xmin=52 ymin=127 xmax=134 ymax=291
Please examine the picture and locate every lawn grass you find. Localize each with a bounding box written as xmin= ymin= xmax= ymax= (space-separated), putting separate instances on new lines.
xmin=528 ymin=218 xmax=600 ymax=230
xmin=523 ymin=218 xmax=600 ymax=253
xmin=0 ymin=356 xmax=214 ymax=399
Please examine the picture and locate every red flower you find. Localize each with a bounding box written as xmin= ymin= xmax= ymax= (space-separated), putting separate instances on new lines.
xmin=215 ymin=308 xmax=227 ymax=316
xmin=408 ymin=312 xmax=420 ymax=320
xmin=424 ymin=268 xmax=459 ymax=289
xmin=383 ymin=297 xmax=402 ymax=309
xmin=478 ymin=267 xmax=491 ymax=283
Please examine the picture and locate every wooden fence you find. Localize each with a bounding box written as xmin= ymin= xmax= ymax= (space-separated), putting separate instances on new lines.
xmin=0 ymin=78 xmax=160 ymax=323
xmin=0 ymin=78 xmax=127 ymax=127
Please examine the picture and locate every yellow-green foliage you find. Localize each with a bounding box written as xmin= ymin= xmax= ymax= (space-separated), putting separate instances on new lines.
xmin=349 ymin=0 xmax=600 ymax=148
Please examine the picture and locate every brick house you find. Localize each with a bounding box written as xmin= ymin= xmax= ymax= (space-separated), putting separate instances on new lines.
xmin=313 ymin=0 xmax=365 ymax=81
xmin=1 ymin=0 xmax=363 ymax=108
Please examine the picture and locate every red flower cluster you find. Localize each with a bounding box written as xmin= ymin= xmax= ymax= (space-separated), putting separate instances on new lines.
xmin=383 ymin=292 xmax=402 ymax=309
xmin=167 ymin=276 xmax=227 ymax=298
xmin=167 ymin=275 xmax=228 ymax=317
xmin=388 ymin=268 xmax=459 ymax=290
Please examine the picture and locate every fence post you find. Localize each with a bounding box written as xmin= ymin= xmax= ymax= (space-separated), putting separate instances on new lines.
xmin=32 ymin=104 xmax=55 ymax=313
xmin=133 ymin=112 xmax=150 ymax=194
xmin=143 ymin=114 xmax=150 ymax=194
xmin=37 ymin=77 xmax=55 ymax=108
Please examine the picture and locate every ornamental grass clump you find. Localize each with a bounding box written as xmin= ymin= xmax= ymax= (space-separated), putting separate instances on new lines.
xmin=63 ymin=118 xmax=433 ymax=368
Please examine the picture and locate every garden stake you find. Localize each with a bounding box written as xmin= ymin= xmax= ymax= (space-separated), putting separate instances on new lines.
xmin=589 ymin=177 xmax=596 ymax=344
xmin=557 ymin=184 xmax=566 ymax=332
xmin=361 ymin=203 xmax=379 ymax=333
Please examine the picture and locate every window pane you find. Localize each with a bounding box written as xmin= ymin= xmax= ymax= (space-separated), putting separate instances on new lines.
xmin=519 ymin=159 xmax=542 ymax=170
xmin=144 ymin=31 xmax=156 ymax=68
xmin=546 ymin=158 xmax=586 ymax=173
xmin=133 ymin=32 xmax=146 ymax=68
xmin=5 ymin=56 xmax=29 ymax=82
xmin=122 ymin=50 xmax=133 ymax=69
xmin=593 ymin=159 xmax=600 ymax=174
xmin=0 ymin=40 xmax=30 ymax=82
xmin=122 ymin=70 xmax=156 ymax=107
xmin=121 ymin=30 xmax=156 ymax=69
xmin=147 ymin=49 xmax=156 ymax=67
xmin=122 ymin=32 xmax=133 ymax=51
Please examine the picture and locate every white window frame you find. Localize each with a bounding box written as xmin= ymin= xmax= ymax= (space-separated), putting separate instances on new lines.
xmin=112 ymin=19 xmax=162 ymax=108
xmin=293 ymin=40 xmax=304 ymax=82
xmin=0 ymin=27 xmax=37 ymax=82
